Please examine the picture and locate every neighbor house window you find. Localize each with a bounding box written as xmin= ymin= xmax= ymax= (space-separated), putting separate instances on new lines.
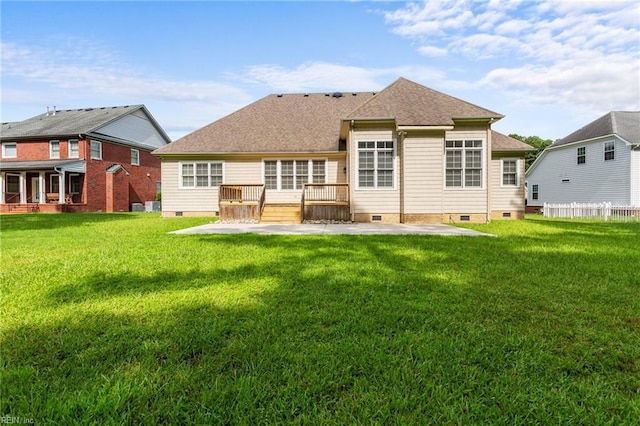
xmin=532 ymin=184 xmax=539 ymax=200
xmin=577 ymin=147 xmax=586 ymax=164
xmin=6 ymin=174 xmax=19 ymax=193
xmin=180 ymin=162 xmax=223 ymax=188
xmin=69 ymin=139 xmax=79 ymax=158
xmin=263 ymin=159 xmax=326 ymax=190
xmin=50 ymin=140 xmax=60 ymax=159
xmin=50 ymin=175 xmax=60 ymax=193
xmin=357 ymin=141 xmax=394 ymax=188
xmin=69 ymin=174 xmax=80 ymax=193
xmin=90 ymin=140 xmax=102 ymax=159
xmin=2 ymin=142 xmax=17 ymax=158
xmin=502 ymin=159 xmax=518 ymax=186
xmin=131 ymin=149 xmax=140 ymax=166
xmin=604 ymin=141 xmax=615 ymax=161
xmin=445 ymin=139 xmax=483 ymax=188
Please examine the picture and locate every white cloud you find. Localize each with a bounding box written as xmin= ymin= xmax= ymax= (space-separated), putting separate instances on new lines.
xmin=241 ymin=62 xmax=381 ymax=92
xmin=383 ymin=0 xmax=640 ymax=121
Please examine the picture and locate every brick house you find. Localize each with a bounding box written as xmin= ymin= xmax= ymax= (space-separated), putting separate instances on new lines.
xmin=0 ymin=105 xmax=170 ymax=213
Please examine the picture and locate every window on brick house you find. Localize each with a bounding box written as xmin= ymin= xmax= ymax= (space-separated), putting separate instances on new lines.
xmin=69 ymin=139 xmax=79 ymax=158
xmin=2 ymin=142 xmax=17 ymax=158
xmin=50 ymin=140 xmax=60 ymax=159
xmin=131 ymin=149 xmax=140 ymax=166
xmin=90 ymin=140 xmax=102 ymax=159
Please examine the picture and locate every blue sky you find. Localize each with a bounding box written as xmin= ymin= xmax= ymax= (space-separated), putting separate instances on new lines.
xmin=1 ymin=1 xmax=639 ymax=141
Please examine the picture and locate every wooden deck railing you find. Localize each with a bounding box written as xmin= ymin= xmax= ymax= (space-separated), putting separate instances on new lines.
xmin=218 ymin=184 xmax=266 ymax=221
xmin=303 ymin=183 xmax=349 ymax=203
xmin=301 ymin=183 xmax=350 ymax=222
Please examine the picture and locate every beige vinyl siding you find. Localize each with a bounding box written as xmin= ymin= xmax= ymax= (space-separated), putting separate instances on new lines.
xmin=351 ymin=127 xmax=400 ymax=215
xmin=490 ymin=155 xmax=525 ymax=211
xmin=403 ymin=133 xmax=444 ymax=213
xmin=161 ymin=155 xmax=346 ymax=214
xmin=161 ymin=160 xmax=219 ymax=213
xmin=442 ymin=129 xmax=489 ymax=213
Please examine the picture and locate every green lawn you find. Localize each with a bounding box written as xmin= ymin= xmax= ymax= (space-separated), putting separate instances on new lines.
xmin=1 ymin=214 xmax=638 ymax=424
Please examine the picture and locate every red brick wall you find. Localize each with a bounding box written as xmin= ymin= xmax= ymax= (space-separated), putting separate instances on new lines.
xmin=5 ymin=138 xmax=162 ymax=211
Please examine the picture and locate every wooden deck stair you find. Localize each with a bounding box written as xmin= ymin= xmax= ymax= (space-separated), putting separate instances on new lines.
xmin=260 ymin=203 xmax=301 ymax=223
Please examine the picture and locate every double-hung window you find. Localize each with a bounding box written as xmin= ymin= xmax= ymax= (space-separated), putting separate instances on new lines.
xmin=131 ymin=149 xmax=140 ymax=166
xmin=532 ymin=184 xmax=539 ymax=200
xmin=577 ymin=147 xmax=586 ymax=164
xmin=50 ymin=140 xmax=60 ymax=159
xmin=604 ymin=141 xmax=615 ymax=161
xmin=3 ymin=142 xmax=17 ymax=158
xmin=357 ymin=141 xmax=394 ymax=188
xmin=263 ymin=159 xmax=326 ymax=190
xmin=445 ymin=139 xmax=483 ymax=188
xmin=90 ymin=140 xmax=102 ymax=159
xmin=180 ymin=162 xmax=223 ymax=188
xmin=502 ymin=159 xmax=518 ymax=186
xmin=69 ymin=139 xmax=79 ymax=158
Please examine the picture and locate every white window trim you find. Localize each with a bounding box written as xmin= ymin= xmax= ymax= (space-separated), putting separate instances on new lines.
xmin=501 ymin=158 xmax=519 ymax=187
xmin=49 ymin=140 xmax=60 ymax=159
xmin=69 ymin=139 xmax=79 ymax=158
xmin=131 ymin=148 xmax=140 ymax=166
xmin=444 ymin=139 xmax=485 ymax=190
xmin=604 ymin=141 xmax=615 ymax=161
xmin=262 ymin=159 xmax=327 ymax=191
xmin=5 ymin=173 xmax=20 ymax=193
xmin=577 ymin=146 xmax=586 ymax=165
xmin=90 ymin=140 xmax=102 ymax=160
xmin=50 ymin=174 xmax=60 ymax=193
xmin=178 ymin=161 xmax=224 ymax=189
xmin=355 ymin=140 xmax=396 ymax=190
xmin=2 ymin=142 xmax=17 ymax=158
xmin=69 ymin=173 xmax=80 ymax=194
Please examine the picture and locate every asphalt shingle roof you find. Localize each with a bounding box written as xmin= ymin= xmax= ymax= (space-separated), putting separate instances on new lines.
xmin=154 ymin=77 xmax=511 ymax=155
xmin=347 ymin=77 xmax=504 ymax=125
xmin=0 ymin=105 xmax=145 ymax=140
xmin=551 ymin=111 xmax=640 ymax=147
xmin=154 ymin=92 xmax=377 ymax=154
xmin=491 ymin=131 xmax=536 ymax=151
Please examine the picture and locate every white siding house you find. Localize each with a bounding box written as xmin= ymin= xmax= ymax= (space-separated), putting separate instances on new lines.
xmin=526 ymin=111 xmax=640 ymax=210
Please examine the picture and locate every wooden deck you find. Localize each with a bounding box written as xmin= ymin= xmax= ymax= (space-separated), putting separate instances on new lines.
xmin=218 ymin=183 xmax=351 ymax=223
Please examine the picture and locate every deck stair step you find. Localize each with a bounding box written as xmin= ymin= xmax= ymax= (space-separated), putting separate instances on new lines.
xmin=260 ymin=203 xmax=301 ymax=223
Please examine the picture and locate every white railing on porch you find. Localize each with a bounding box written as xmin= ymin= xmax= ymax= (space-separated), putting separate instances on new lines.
xmin=543 ymin=202 xmax=640 ymax=221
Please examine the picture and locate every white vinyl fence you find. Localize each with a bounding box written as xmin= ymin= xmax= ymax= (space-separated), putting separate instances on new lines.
xmin=543 ymin=202 xmax=640 ymax=221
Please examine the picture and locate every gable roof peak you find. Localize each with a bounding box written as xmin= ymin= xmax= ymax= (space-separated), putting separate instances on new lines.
xmin=347 ymin=77 xmax=503 ymax=126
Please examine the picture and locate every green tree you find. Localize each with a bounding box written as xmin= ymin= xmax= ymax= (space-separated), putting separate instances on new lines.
xmin=509 ymin=134 xmax=553 ymax=170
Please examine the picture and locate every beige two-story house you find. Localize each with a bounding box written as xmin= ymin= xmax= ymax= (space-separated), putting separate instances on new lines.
xmin=153 ymin=78 xmax=533 ymax=223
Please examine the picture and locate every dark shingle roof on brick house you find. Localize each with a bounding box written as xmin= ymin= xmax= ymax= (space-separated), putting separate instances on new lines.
xmin=0 ymin=105 xmax=170 ymax=150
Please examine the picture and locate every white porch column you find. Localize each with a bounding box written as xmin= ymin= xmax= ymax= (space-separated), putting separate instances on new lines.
xmin=58 ymin=172 xmax=65 ymax=204
xmin=0 ymin=173 xmax=4 ymax=204
xmin=39 ymin=172 xmax=46 ymax=204
xmin=19 ymin=172 xmax=27 ymax=204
